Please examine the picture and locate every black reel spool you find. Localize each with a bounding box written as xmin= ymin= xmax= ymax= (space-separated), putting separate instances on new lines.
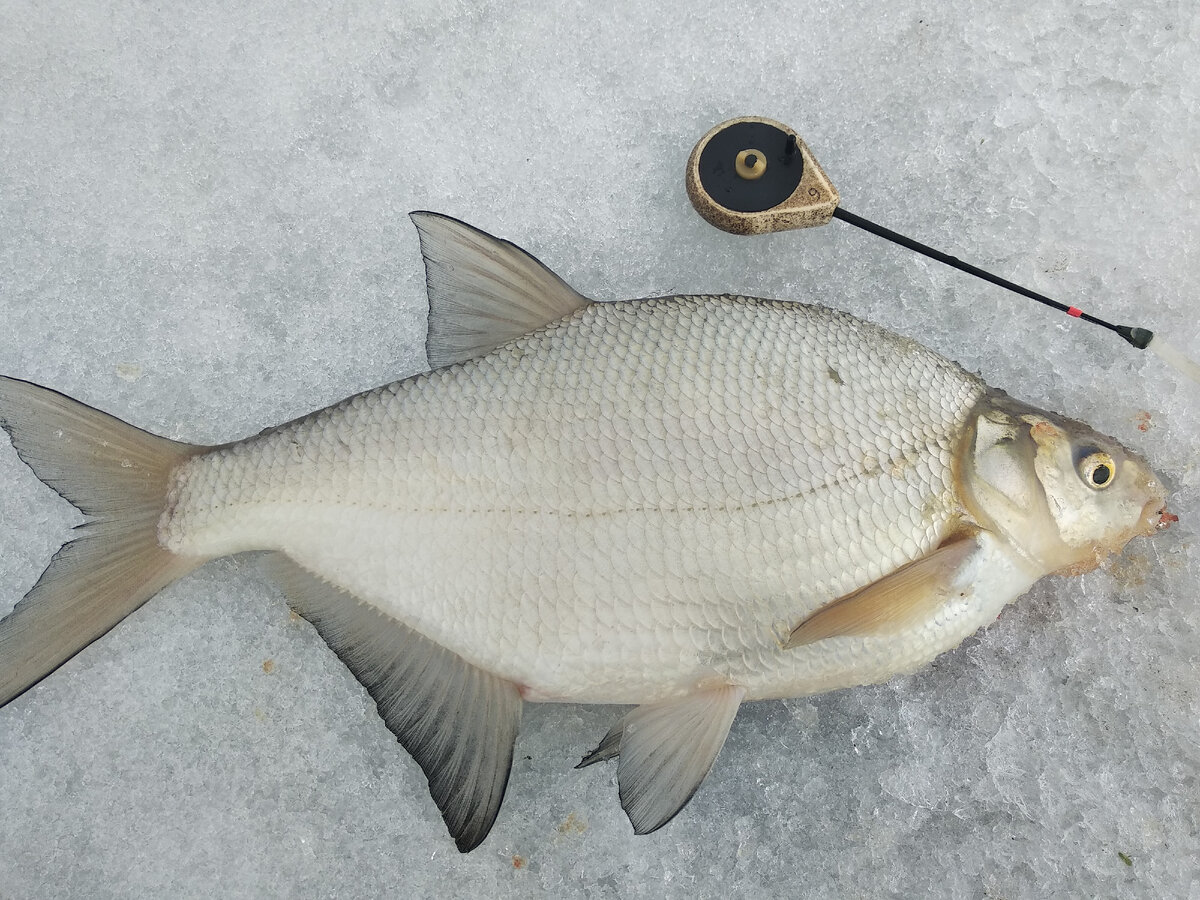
xmin=695 ymin=120 xmax=805 ymax=214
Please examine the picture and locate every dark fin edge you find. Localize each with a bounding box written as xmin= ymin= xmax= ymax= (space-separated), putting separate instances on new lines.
xmin=264 ymin=554 xmax=522 ymax=853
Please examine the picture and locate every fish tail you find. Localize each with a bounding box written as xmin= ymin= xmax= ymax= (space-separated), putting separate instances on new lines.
xmin=0 ymin=376 xmax=207 ymax=707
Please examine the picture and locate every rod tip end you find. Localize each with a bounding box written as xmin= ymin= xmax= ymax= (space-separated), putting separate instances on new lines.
xmin=1117 ymin=326 xmax=1154 ymax=349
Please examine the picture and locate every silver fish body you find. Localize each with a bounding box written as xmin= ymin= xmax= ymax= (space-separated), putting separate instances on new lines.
xmin=163 ymin=294 xmax=989 ymax=703
xmin=0 ymin=213 xmax=1168 ymax=851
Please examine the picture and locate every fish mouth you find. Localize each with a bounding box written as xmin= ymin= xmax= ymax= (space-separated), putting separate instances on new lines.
xmin=1152 ymin=502 xmax=1178 ymax=532
xmin=1136 ymin=466 xmax=1172 ymax=535
xmin=1138 ymin=482 xmax=1175 ymax=534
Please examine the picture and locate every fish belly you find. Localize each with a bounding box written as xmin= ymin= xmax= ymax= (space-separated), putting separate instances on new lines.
xmin=161 ymin=296 xmax=988 ymax=703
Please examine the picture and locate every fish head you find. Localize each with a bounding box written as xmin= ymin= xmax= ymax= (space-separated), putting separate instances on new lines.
xmin=959 ymin=393 xmax=1168 ymax=576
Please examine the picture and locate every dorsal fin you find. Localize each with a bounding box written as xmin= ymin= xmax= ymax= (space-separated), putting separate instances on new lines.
xmin=411 ymin=212 xmax=592 ymax=369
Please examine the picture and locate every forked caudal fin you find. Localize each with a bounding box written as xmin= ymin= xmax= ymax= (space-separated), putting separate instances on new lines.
xmin=0 ymin=376 xmax=205 ymax=707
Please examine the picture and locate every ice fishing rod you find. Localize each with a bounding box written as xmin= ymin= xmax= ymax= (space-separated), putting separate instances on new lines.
xmin=686 ymin=116 xmax=1199 ymax=382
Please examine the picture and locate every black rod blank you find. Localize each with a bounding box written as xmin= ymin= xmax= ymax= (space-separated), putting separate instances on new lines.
xmin=830 ymin=206 xmax=1153 ymax=349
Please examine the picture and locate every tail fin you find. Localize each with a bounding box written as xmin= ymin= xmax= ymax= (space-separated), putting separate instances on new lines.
xmin=0 ymin=376 xmax=206 ymax=707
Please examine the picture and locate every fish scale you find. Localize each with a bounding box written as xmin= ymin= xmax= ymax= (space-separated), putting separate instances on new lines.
xmin=161 ymin=294 xmax=984 ymax=702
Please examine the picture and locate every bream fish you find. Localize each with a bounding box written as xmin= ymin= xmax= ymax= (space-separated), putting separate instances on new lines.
xmin=0 ymin=213 xmax=1170 ymax=851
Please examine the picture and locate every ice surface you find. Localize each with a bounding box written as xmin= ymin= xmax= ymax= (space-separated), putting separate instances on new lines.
xmin=0 ymin=0 xmax=1197 ymax=897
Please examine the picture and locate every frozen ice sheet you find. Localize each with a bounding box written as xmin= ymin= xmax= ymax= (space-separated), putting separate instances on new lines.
xmin=0 ymin=0 xmax=1196 ymax=897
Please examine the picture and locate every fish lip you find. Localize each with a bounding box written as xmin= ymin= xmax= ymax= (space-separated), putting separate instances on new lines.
xmin=1153 ymin=503 xmax=1178 ymax=532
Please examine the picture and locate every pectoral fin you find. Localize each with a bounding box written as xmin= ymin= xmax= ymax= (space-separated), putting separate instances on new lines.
xmin=577 ymin=684 xmax=745 ymax=835
xmin=786 ymin=536 xmax=981 ymax=649
xmin=264 ymin=554 xmax=521 ymax=853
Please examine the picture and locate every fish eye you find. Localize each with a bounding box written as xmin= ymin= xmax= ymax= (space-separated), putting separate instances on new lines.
xmin=1077 ymin=451 xmax=1116 ymax=490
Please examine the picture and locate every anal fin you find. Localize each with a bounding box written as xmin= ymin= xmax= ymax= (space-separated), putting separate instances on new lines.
xmin=577 ymin=684 xmax=745 ymax=835
xmin=786 ymin=535 xmax=981 ymax=649
xmin=264 ymin=554 xmax=521 ymax=853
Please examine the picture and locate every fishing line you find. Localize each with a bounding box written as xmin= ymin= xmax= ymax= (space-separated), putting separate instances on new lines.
xmin=685 ymin=116 xmax=1199 ymax=382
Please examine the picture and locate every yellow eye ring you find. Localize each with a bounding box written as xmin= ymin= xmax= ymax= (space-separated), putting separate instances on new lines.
xmin=1078 ymin=451 xmax=1116 ymax=490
